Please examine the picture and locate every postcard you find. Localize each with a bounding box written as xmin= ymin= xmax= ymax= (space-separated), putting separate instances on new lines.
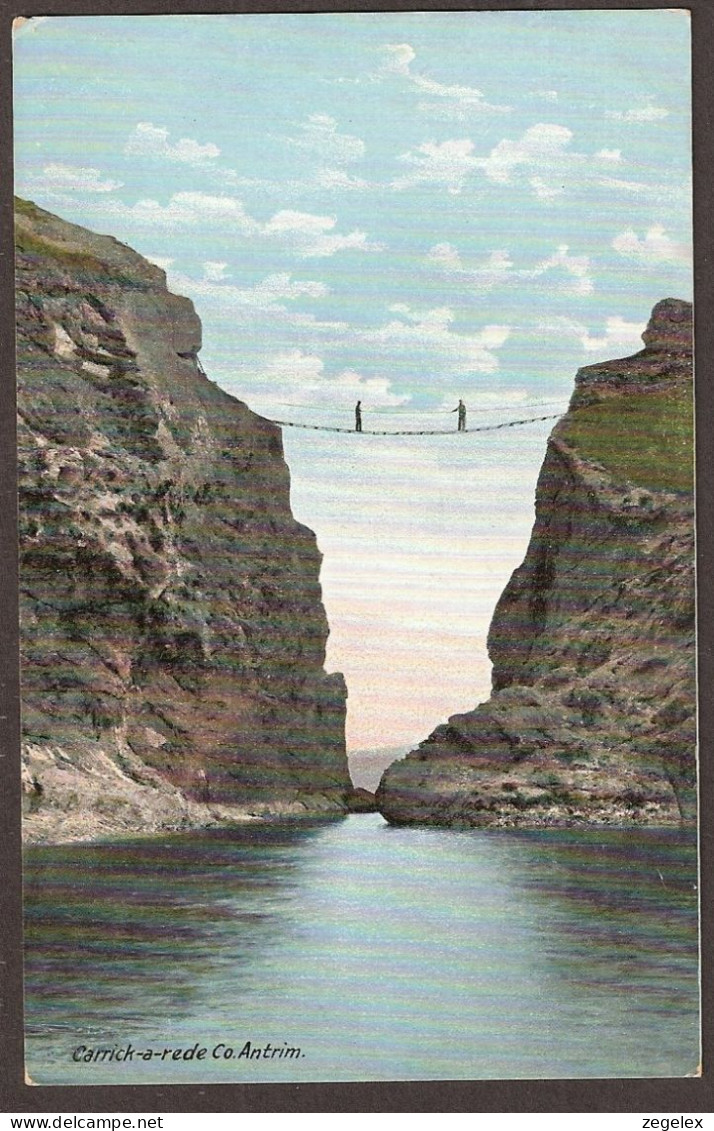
xmin=9 ymin=5 xmax=703 ymax=1102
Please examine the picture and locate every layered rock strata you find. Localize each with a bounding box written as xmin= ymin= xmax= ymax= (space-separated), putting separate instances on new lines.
xmin=377 ymin=299 xmax=695 ymax=828
xmin=16 ymin=198 xmax=358 ymax=843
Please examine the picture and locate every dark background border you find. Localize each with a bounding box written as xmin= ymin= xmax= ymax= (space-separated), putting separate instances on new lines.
xmin=1 ymin=0 xmax=711 ymax=1114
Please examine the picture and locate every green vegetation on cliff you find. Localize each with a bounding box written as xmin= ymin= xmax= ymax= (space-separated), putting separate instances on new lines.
xmin=561 ymin=381 xmax=693 ymax=494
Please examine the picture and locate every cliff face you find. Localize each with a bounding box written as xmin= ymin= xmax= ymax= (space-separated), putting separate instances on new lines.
xmin=377 ymin=299 xmax=695 ymax=828
xmin=16 ymin=199 xmax=355 ymax=843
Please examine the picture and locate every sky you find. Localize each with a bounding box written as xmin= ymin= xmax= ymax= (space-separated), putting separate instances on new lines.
xmin=13 ymin=11 xmax=693 ymax=754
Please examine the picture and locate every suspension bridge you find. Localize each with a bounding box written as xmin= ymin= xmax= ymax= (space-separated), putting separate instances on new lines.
xmin=193 ymin=359 xmax=566 ymax=436
xmin=263 ymin=411 xmax=564 ymax=436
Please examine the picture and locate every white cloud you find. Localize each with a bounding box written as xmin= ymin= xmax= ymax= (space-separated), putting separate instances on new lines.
xmin=289 ymin=113 xmax=365 ymax=164
xmin=314 ymin=168 xmax=370 ymax=191
xmin=281 ymin=114 xmax=371 ymax=192
xmin=581 ymin=316 xmax=646 ymax=354
xmin=427 ymin=240 xmax=593 ymax=298
xmin=170 ymin=269 xmax=328 ymax=310
xmin=597 ymin=148 xmax=623 ymax=163
xmin=39 ymin=163 xmax=123 ymax=193
xmin=471 ymin=124 xmax=636 ymax=200
xmin=249 ymin=273 xmax=329 ymax=304
xmin=597 ymin=176 xmax=650 ymax=194
xmin=393 ymin=138 xmax=480 ymax=193
xmin=382 ymin=43 xmax=416 ymax=76
xmin=74 ymin=191 xmax=378 ymax=258
xmin=257 ymin=350 xmax=406 ymax=408
xmin=118 ymin=191 xmax=256 ymax=230
xmin=203 ymin=261 xmax=229 ymax=282
xmin=426 ymin=244 xmax=515 ymax=292
xmin=381 ymin=42 xmax=510 ymax=117
xmin=480 ymin=123 xmax=575 ymax=185
xmin=366 ymin=303 xmax=510 ymax=375
xmin=263 ymin=209 xmax=378 ymax=257
xmin=330 ymin=368 xmax=408 ymax=408
xmin=606 ymin=100 xmax=669 ymax=123
xmin=529 ymin=176 xmax=564 ymax=200
xmin=612 ymin=224 xmax=691 ymax=265
xmin=125 ymin=122 xmax=221 ymax=165
xmin=426 ymin=242 xmax=464 ymax=271
xmin=536 ymin=314 xmax=646 ymax=357
xmin=527 ymin=244 xmax=594 ymax=295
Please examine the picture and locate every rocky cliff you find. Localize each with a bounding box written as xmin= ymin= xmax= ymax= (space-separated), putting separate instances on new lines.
xmin=377 ymin=298 xmax=695 ymax=828
xmin=16 ymin=198 xmax=360 ymax=844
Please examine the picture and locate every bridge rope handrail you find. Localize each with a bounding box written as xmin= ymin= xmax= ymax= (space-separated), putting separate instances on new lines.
xmin=269 ymin=399 xmax=568 ymax=415
xmin=264 ymin=412 xmax=564 ymax=436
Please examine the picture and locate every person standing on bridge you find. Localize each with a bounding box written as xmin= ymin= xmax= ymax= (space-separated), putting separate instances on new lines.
xmin=451 ymin=399 xmax=466 ymax=431
xmin=355 ymin=400 xmax=362 ymax=432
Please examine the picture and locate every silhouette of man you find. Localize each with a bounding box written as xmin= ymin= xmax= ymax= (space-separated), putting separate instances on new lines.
xmin=451 ymin=399 xmax=466 ymax=431
xmin=355 ymin=400 xmax=362 ymax=432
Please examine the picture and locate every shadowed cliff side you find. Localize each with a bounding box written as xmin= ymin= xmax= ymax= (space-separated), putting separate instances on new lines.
xmin=377 ymin=298 xmax=695 ymax=828
xmin=16 ymin=198 xmax=362 ymax=844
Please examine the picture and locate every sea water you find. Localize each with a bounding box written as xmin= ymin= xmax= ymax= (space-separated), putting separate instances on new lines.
xmin=23 ymin=813 xmax=699 ymax=1084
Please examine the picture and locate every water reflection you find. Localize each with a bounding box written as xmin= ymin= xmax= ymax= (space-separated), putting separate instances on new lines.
xmin=24 ymin=815 xmax=699 ymax=1082
xmin=495 ymin=826 xmax=697 ymax=997
xmin=24 ymin=819 xmax=340 ymax=1040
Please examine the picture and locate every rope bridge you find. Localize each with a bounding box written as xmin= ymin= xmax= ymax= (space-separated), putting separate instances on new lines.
xmin=195 ymin=358 xmax=565 ymax=435
xmin=264 ymin=412 xmax=564 ymax=436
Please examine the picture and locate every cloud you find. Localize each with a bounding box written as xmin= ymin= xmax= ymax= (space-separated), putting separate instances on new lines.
xmin=119 ymin=191 xmax=257 ymax=230
xmin=529 ymin=176 xmax=565 ymax=200
xmin=38 ymin=163 xmax=123 ymax=193
xmin=289 ymin=113 xmax=365 ymax=165
xmin=527 ymin=244 xmax=594 ymax=295
xmin=427 ymin=241 xmax=592 ymax=297
xmin=203 ymin=261 xmax=229 ymax=282
xmin=581 ymin=316 xmax=646 ymax=354
xmin=256 ymin=350 xmax=407 ymax=408
xmin=470 ymin=124 xmax=640 ymax=200
xmin=480 ymin=123 xmax=575 ymax=185
xmin=366 ymin=303 xmax=510 ymax=375
xmin=612 ymin=224 xmax=691 ymax=265
xmin=168 ymin=262 xmax=513 ymax=403
xmin=381 ymin=42 xmax=510 ymax=117
xmin=426 ymin=242 xmax=464 ymax=271
xmin=280 ymin=113 xmax=371 ymax=192
xmin=69 ymin=191 xmax=378 ymax=258
xmin=537 ymin=314 xmax=644 ymax=356
xmin=263 ymin=209 xmax=379 ymax=257
xmin=426 ymin=244 xmax=515 ymax=292
xmin=125 ymin=122 xmax=221 ymax=165
xmin=606 ymin=100 xmax=669 ymax=123
xmin=170 ymin=269 xmax=329 ymax=310
xmin=597 ymin=176 xmax=651 ymax=194
xmin=597 ymin=148 xmax=623 ymax=163
xmin=314 ymin=168 xmax=370 ymax=191
xmin=382 ymin=43 xmax=416 ymax=76
xmin=393 ymin=138 xmax=480 ymax=193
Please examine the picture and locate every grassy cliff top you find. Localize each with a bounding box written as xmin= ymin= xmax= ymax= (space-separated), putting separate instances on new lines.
xmin=559 ymin=380 xmax=693 ymax=494
xmin=14 ymin=196 xmax=160 ymax=289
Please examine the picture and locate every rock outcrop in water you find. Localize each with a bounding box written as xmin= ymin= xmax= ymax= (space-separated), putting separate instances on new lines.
xmin=377 ymin=298 xmax=695 ymax=828
xmin=16 ymin=198 xmax=360 ymax=843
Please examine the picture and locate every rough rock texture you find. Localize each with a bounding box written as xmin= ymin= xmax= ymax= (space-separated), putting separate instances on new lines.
xmin=16 ymin=198 xmax=360 ymax=843
xmin=377 ymin=299 xmax=695 ymax=828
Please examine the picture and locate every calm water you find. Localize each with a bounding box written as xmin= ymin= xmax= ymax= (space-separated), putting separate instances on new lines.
xmin=24 ymin=813 xmax=699 ymax=1084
